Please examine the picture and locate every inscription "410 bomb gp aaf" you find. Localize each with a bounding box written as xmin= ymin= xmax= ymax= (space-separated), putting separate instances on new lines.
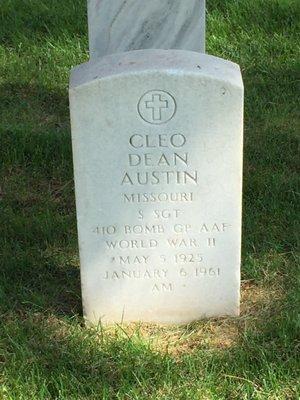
xmin=93 ymin=222 xmax=231 ymax=235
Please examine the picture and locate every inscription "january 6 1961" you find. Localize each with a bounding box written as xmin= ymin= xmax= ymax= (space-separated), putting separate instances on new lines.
xmin=103 ymin=267 xmax=220 ymax=280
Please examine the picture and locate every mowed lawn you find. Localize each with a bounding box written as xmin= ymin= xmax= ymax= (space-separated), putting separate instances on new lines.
xmin=0 ymin=0 xmax=299 ymax=399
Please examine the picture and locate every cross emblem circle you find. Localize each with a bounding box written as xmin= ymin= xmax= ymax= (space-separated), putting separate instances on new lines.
xmin=138 ymin=90 xmax=176 ymax=124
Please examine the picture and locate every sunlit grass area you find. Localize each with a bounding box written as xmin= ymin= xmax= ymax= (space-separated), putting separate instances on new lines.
xmin=0 ymin=0 xmax=299 ymax=398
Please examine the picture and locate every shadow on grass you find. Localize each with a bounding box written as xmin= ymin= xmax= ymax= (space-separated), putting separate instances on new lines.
xmin=0 ymin=83 xmax=69 ymax=132
xmin=0 ymin=81 xmax=80 ymax=318
xmin=0 ymin=0 xmax=88 ymax=47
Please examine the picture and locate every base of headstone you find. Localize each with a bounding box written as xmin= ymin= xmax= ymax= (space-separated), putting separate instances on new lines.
xmin=69 ymin=49 xmax=243 ymax=325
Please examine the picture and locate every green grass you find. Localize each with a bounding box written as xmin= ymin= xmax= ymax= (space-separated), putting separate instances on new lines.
xmin=0 ymin=0 xmax=299 ymax=398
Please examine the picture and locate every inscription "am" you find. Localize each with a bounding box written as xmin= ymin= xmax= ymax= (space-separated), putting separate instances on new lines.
xmin=152 ymin=283 xmax=173 ymax=292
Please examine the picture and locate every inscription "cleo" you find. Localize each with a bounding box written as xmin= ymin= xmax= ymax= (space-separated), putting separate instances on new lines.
xmin=129 ymin=134 xmax=186 ymax=149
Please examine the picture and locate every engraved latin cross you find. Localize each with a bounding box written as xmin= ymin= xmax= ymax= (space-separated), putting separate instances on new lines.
xmin=145 ymin=94 xmax=168 ymax=121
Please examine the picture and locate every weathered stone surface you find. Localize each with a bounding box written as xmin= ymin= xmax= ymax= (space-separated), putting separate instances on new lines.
xmin=88 ymin=0 xmax=206 ymax=59
xmin=69 ymin=50 xmax=243 ymax=325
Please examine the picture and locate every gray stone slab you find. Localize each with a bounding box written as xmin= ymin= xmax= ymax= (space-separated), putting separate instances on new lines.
xmin=69 ymin=49 xmax=243 ymax=325
xmin=88 ymin=0 xmax=206 ymax=59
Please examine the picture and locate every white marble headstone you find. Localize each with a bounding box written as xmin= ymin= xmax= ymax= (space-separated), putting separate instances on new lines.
xmin=88 ymin=0 xmax=206 ymax=59
xmin=69 ymin=49 xmax=243 ymax=325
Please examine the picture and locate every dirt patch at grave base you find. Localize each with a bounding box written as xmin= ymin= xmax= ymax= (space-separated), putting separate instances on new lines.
xmin=3 ymin=280 xmax=282 ymax=360
xmin=105 ymin=280 xmax=284 ymax=357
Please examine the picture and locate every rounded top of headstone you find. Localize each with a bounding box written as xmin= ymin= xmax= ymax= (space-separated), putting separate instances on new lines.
xmin=70 ymin=49 xmax=243 ymax=91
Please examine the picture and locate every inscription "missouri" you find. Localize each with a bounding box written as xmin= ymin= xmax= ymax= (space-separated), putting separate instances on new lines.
xmin=123 ymin=192 xmax=194 ymax=203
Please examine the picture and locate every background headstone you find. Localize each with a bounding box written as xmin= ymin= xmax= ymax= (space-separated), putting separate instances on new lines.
xmin=88 ymin=0 xmax=206 ymax=59
xmin=69 ymin=50 xmax=243 ymax=325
